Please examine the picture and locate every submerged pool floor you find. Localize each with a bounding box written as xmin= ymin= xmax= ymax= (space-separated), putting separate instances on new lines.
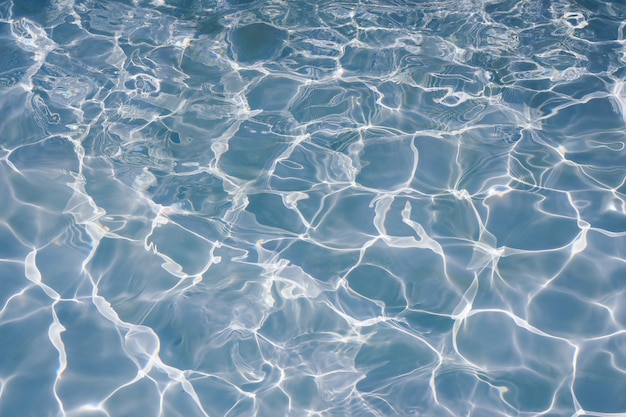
xmin=0 ymin=0 xmax=625 ymax=416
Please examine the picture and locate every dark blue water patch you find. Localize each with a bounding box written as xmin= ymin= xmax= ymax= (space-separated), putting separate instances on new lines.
xmin=576 ymin=16 xmax=625 ymax=43
xmin=528 ymin=288 xmax=618 ymax=338
xmin=0 ymin=69 xmax=25 ymax=88
xmin=289 ymin=27 xmax=345 ymax=57
xmin=434 ymin=369 xmax=484 ymax=415
xmin=8 ymin=136 xmax=79 ymax=173
xmin=281 ymin=185 xmax=329 ymax=222
xmin=261 ymin=298 xmax=353 ymax=344
xmin=339 ymin=45 xmax=396 ymax=77
xmin=409 ymin=135 xmax=460 ymax=194
xmin=492 ymin=369 xmax=556 ymax=412
xmin=354 ymin=328 xmax=438 ymax=392
xmin=571 ymin=190 xmax=626 ymax=232
xmin=149 ymin=223 xmax=219 ymax=275
xmin=356 ymin=135 xmax=415 ymax=190
xmin=395 ymin=195 xmax=482 ymax=242
xmin=290 ymin=83 xmax=352 ymax=124
xmin=0 ymin=222 xmax=32 ymax=260
xmin=550 ymin=255 xmax=618 ymax=299
xmin=6 ymin=200 xmax=74 ymax=248
xmin=54 ymin=301 xmax=139 ymax=410
xmin=49 ymin=17 xmax=86 ymax=45
xmin=89 ymin=238 xmax=181 ymax=304
xmin=246 ymin=75 xmax=301 ymax=111
xmin=0 ymin=311 xmax=61 ymax=416
xmin=402 ymin=310 xmax=455 ymax=336
xmin=543 ymin=97 xmax=625 ymax=137
xmin=246 ymin=192 xmax=307 ymax=234
xmin=0 ymin=262 xmax=29 ymax=308
xmin=346 ymin=264 xmax=406 ymax=310
xmin=335 ymin=284 xmax=385 ymax=321
xmin=534 ymin=49 xmax=587 ymax=72
xmin=79 ymin=1 xmax=137 ymax=37
xmin=102 ymin=378 xmax=162 ymax=416
xmin=217 ymin=120 xmax=294 ymax=180
xmin=280 ymin=240 xmax=360 ymax=283
xmin=33 ymin=230 xmax=92 ymax=298
xmin=564 ymin=132 xmax=626 ymax=172
xmin=359 ymin=241 xmax=462 ymax=314
xmin=468 ymin=52 xmax=516 ymax=86
xmin=151 ymin=171 xmax=231 ymax=217
xmin=9 ymin=0 xmax=58 ymax=25
xmin=272 ymin=138 xmax=352 ymax=188
xmin=0 ymin=39 xmax=33 ymax=73
xmin=574 ymin=336 xmax=626 ymax=413
xmin=187 ymin=376 xmax=242 ymax=417
xmin=308 ymin=191 xmax=379 ymax=246
xmin=228 ymin=0 xmax=256 ymax=5
xmin=484 ymin=190 xmax=581 ymax=250
xmin=307 ymin=128 xmax=361 ymax=153
xmin=585 ymin=43 xmax=626 ymax=73
xmin=228 ymin=23 xmax=288 ymax=64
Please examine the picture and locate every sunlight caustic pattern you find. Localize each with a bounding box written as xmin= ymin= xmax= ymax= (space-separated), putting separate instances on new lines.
xmin=0 ymin=0 xmax=625 ymax=416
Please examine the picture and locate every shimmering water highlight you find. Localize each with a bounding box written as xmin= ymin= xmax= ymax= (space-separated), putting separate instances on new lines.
xmin=1 ymin=0 xmax=626 ymax=416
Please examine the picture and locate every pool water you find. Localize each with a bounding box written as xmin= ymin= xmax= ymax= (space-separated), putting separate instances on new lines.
xmin=0 ymin=0 xmax=625 ymax=416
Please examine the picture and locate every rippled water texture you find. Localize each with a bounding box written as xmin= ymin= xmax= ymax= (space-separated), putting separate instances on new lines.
xmin=1 ymin=0 xmax=626 ymax=416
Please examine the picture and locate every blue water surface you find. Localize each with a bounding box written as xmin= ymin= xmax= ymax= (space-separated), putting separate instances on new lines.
xmin=1 ymin=0 xmax=626 ymax=416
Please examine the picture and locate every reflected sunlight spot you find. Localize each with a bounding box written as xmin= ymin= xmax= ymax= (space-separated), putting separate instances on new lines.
xmin=487 ymin=186 xmax=510 ymax=198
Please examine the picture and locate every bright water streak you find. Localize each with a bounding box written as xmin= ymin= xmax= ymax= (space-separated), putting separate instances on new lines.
xmin=0 ymin=0 xmax=626 ymax=416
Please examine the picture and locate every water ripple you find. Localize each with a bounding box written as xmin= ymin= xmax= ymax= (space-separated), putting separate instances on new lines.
xmin=0 ymin=0 xmax=625 ymax=416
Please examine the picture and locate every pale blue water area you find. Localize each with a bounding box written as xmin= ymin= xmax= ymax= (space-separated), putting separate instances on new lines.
xmin=0 ymin=0 xmax=625 ymax=415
